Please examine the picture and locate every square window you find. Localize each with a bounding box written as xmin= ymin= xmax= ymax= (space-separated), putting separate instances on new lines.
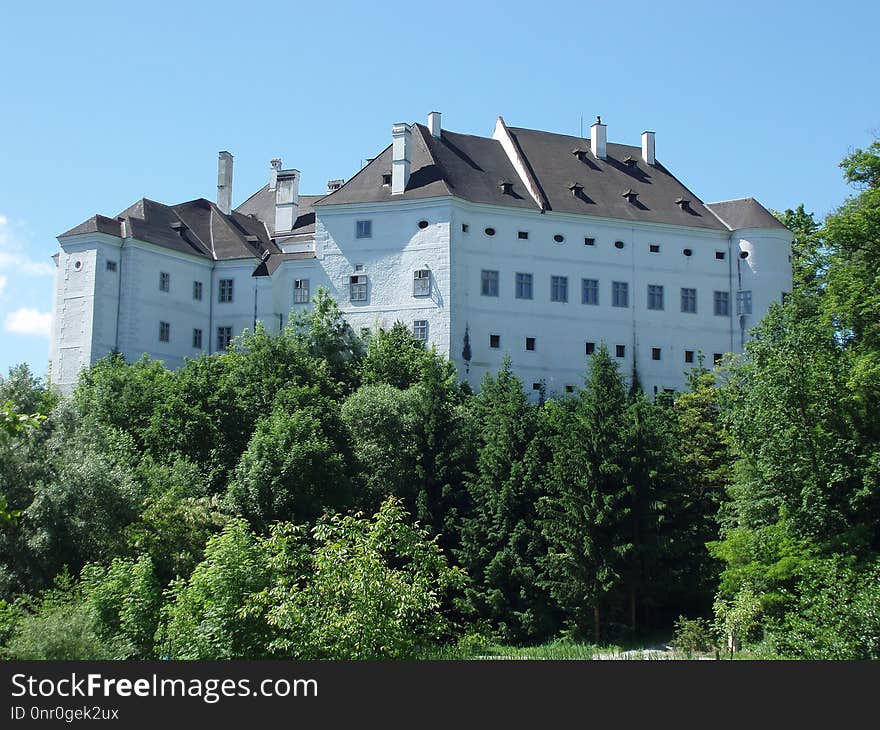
xmin=612 ymin=281 xmax=629 ymax=308
xmin=525 ymin=337 xmax=536 ymax=352
xmin=582 ymin=278 xmax=599 ymax=305
xmin=716 ymin=251 xmax=726 ymax=260
xmin=159 ymin=321 xmax=170 ymax=342
xmin=294 ymin=278 xmax=310 ymax=303
xmin=584 ymin=237 xmax=595 ymax=246
xmin=515 ymin=272 xmax=533 ymax=300
xmin=551 ymin=275 xmax=568 ymax=302
xmin=413 ymin=320 xmax=428 ymax=342
xmin=219 ymin=278 xmax=234 ymax=302
xmin=356 ymin=220 xmax=372 ymax=238
xmin=193 ymin=328 xmax=202 ymax=349
xmin=489 ymin=334 xmax=500 ymax=349
xmin=217 ymin=326 xmax=233 ymax=351
xmin=615 ymin=344 xmax=626 ymax=358
xmin=652 ymin=347 xmax=661 ymax=361
xmin=193 ymin=281 xmax=203 ymax=300
xmin=681 ymin=287 xmax=697 ymax=314
xmin=647 ymin=284 xmax=664 ymax=310
xmin=481 ymin=269 xmax=499 ymax=297
xmin=714 ymin=291 xmax=730 ymax=316
xmin=532 ymin=382 xmax=541 ymax=391
xmin=649 ymin=244 xmax=660 ymax=253
xmin=106 ymin=260 xmax=117 ymax=272
xmin=350 ymin=274 xmax=368 ymax=302
xmin=159 ymin=272 xmax=169 ymax=292
xmin=685 ymin=350 xmax=695 ymax=364
xmin=585 ymin=341 xmax=595 ymax=355
xmin=413 ymin=269 xmax=431 ymax=297
xmin=355 ymin=263 xmax=364 ymax=272
xmin=564 ymin=385 xmax=575 ymax=393
xmin=518 ymin=231 xmax=529 ymax=240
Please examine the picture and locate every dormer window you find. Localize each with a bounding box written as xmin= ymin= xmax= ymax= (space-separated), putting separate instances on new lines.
xmin=569 ymin=182 xmax=584 ymax=197
xmin=170 ymin=220 xmax=186 ymax=231
xmin=382 ymin=173 xmax=392 ymax=186
xmin=498 ymin=180 xmax=514 ymax=195
xmin=675 ymin=197 xmax=692 ymax=212
xmin=623 ymin=156 xmax=637 ymax=167
xmin=622 ymin=189 xmax=638 ymax=203
xmin=572 ymin=148 xmax=589 ymax=161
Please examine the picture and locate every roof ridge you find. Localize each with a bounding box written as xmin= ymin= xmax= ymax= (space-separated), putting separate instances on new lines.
xmin=412 ymin=123 xmax=455 ymax=197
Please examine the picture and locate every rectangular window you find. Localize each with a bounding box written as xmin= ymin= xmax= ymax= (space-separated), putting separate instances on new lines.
xmin=218 ymin=278 xmax=234 ymax=303
xmin=294 ymin=278 xmax=310 ymax=304
xmin=515 ymin=272 xmax=533 ymax=300
xmin=413 ymin=270 xmax=431 ymax=297
xmin=715 ymin=251 xmax=726 ymax=260
xmin=652 ymin=347 xmax=662 ymax=361
xmin=517 ymin=231 xmax=529 ymax=240
xmin=193 ymin=281 xmax=203 ymax=300
xmin=615 ymin=344 xmax=626 ymax=358
xmin=551 ymin=276 xmax=568 ymax=302
xmin=532 ymin=383 xmax=541 ymax=391
xmin=648 ymin=284 xmax=664 ymax=310
xmin=713 ymin=352 xmax=723 ymax=365
xmin=585 ymin=341 xmax=595 ymax=355
xmin=681 ymin=287 xmax=697 ymax=313
xmin=582 ymin=278 xmax=599 ymax=305
xmin=217 ymin=326 xmax=233 ymax=351
xmin=649 ymin=244 xmax=660 ymax=253
xmin=481 ymin=269 xmax=499 ymax=297
xmin=106 ymin=260 xmax=117 ymax=272
xmin=350 ymin=274 xmax=368 ymax=302
xmin=781 ymin=291 xmax=789 ymax=304
xmin=584 ymin=237 xmax=595 ymax=246
xmin=462 ymin=223 xmax=469 ymax=233
xmin=159 ymin=321 xmax=170 ymax=342
xmin=612 ymin=281 xmax=629 ymax=308
xmin=159 ymin=272 xmax=169 ymax=292
xmin=525 ymin=337 xmax=536 ymax=351
xmin=413 ymin=320 xmax=428 ymax=342
xmin=565 ymin=385 xmax=575 ymax=393
xmin=737 ymin=290 xmax=753 ymax=315
xmin=193 ymin=328 xmax=202 ymax=349
xmin=685 ymin=350 xmax=695 ymax=364
xmin=714 ymin=291 xmax=730 ymax=316
xmin=490 ymin=334 xmax=500 ymax=349
xmin=356 ymin=220 xmax=372 ymax=238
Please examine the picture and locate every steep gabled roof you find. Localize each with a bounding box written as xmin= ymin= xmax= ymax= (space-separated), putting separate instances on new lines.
xmin=705 ymin=198 xmax=788 ymax=231
xmin=58 ymin=214 xmax=123 ymax=239
xmin=236 ymin=189 xmax=322 ymax=236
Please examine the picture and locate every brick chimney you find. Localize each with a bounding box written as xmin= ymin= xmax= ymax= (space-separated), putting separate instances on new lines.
xmin=391 ymin=123 xmax=411 ymax=195
xmin=641 ymin=131 xmax=655 ymax=166
xmin=274 ymin=168 xmax=300 ymax=234
xmin=590 ymin=116 xmax=606 ymax=160
xmin=428 ymin=111 xmax=442 ymax=138
xmin=217 ymin=151 xmax=233 ymax=214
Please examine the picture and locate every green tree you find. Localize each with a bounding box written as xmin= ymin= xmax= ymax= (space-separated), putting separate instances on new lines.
xmin=774 ymin=204 xmax=826 ymax=294
xmin=360 ymin=322 xmax=432 ymax=389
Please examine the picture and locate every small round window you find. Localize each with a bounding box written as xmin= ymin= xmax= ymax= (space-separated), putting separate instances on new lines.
xmin=74 ymin=260 xmax=83 ymax=271
xmin=553 ymin=234 xmax=564 ymax=243
xmin=418 ymin=220 xmax=429 ymax=229
xmin=484 ymin=227 xmax=496 ymax=236
xmin=740 ymin=250 xmax=750 ymax=259
xmin=614 ymin=240 xmax=624 ymax=249
xmin=683 ymin=248 xmax=692 ymax=257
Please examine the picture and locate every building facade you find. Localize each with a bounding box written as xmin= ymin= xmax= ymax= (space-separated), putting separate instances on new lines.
xmin=50 ymin=113 xmax=792 ymax=396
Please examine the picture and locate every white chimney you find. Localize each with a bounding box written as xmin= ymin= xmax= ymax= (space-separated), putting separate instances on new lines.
xmin=274 ymin=168 xmax=300 ymax=234
xmin=269 ymin=158 xmax=282 ymax=190
xmin=391 ymin=123 xmax=411 ymax=195
xmin=428 ymin=111 xmax=442 ymax=138
xmin=590 ymin=116 xmax=606 ymax=160
xmin=641 ymin=131 xmax=655 ymax=166
xmin=217 ymin=151 xmax=233 ymax=214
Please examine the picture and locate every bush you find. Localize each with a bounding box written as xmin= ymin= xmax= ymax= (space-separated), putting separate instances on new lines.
xmin=672 ymin=616 xmax=715 ymax=658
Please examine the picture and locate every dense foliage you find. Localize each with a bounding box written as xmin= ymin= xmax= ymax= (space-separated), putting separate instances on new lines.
xmin=1 ymin=141 xmax=878 ymax=659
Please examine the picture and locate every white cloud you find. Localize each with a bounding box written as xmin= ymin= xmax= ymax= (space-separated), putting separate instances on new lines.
xmin=0 ymin=214 xmax=54 ymax=277
xmin=4 ymin=308 xmax=51 ymax=337
xmin=0 ymin=274 xmax=7 ymax=296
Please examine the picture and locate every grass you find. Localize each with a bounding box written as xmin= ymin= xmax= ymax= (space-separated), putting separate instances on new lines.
xmin=427 ymin=639 xmax=622 ymax=660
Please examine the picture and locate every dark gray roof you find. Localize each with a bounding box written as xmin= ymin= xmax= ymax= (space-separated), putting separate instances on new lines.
xmin=59 ymin=197 xmax=280 ymax=263
xmin=255 ymin=251 xmax=318 ymax=277
xmin=58 ymin=214 xmax=123 ymax=238
xmin=315 ymin=120 xmax=761 ymax=230
xmin=236 ymin=187 xmax=322 ymax=235
xmin=705 ymin=198 xmax=789 ymax=231
xmin=505 ymin=126 xmax=725 ymax=229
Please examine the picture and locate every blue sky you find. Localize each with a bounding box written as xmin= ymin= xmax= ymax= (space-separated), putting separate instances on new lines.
xmin=1 ymin=0 xmax=877 ymax=378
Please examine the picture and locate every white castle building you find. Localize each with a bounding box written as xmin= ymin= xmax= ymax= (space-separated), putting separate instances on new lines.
xmin=50 ymin=113 xmax=792 ymax=396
